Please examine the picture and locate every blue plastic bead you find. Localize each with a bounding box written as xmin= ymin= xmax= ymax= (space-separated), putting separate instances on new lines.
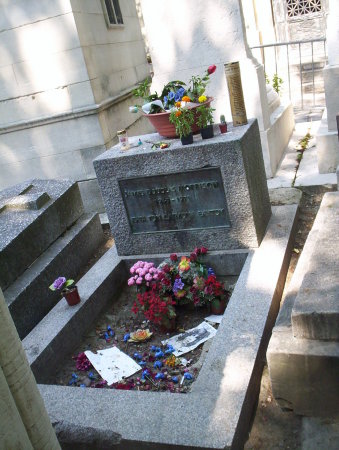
xmin=133 ymin=352 xmax=142 ymax=360
xmin=123 ymin=333 xmax=130 ymax=342
xmin=172 ymin=376 xmax=179 ymax=383
xmin=155 ymin=350 xmax=164 ymax=359
xmin=80 ymin=384 xmax=86 ymax=388
xmin=184 ymin=373 xmax=193 ymax=380
xmin=71 ymin=373 xmax=78 ymax=379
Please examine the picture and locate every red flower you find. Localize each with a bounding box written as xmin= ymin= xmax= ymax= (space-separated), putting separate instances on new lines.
xmin=200 ymin=246 xmax=208 ymax=254
xmin=195 ymin=247 xmax=201 ymax=256
xmin=170 ymin=253 xmax=178 ymax=261
xmin=207 ymin=65 xmax=216 ymax=75
xmin=190 ymin=252 xmax=197 ymax=261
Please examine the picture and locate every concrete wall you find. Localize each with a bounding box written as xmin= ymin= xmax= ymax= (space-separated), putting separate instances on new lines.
xmin=0 ymin=0 xmax=153 ymax=196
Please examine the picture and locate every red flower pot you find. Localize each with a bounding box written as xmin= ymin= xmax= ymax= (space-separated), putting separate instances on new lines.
xmin=210 ymin=298 xmax=227 ymax=315
xmin=63 ymin=286 xmax=81 ymax=306
xmin=144 ymin=97 xmax=213 ymax=138
xmin=219 ymin=123 xmax=227 ymax=133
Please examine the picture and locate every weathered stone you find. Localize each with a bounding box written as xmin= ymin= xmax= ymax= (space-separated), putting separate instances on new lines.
xmin=26 ymin=205 xmax=297 ymax=449
xmin=0 ymin=179 xmax=84 ymax=290
xmin=292 ymin=193 xmax=339 ymax=340
xmin=268 ymin=193 xmax=339 ymax=416
xmin=4 ymin=213 xmax=103 ymax=339
xmin=94 ymin=120 xmax=271 ymax=255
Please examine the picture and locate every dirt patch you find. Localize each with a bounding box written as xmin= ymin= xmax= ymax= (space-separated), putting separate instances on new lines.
xmin=50 ymin=266 xmax=236 ymax=393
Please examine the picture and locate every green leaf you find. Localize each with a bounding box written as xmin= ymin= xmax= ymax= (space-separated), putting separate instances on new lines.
xmin=49 ymin=284 xmax=56 ymax=291
xmin=64 ymin=279 xmax=74 ymax=288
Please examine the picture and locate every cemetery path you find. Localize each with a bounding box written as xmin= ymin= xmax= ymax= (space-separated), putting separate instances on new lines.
xmin=245 ymin=185 xmax=337 ymax=450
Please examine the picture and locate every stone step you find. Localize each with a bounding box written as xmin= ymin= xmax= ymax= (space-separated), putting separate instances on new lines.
xmin=4 ymin=213 xmax=104 ymax=339
xmin=267 ymin=193 xmax=339 ymax=417
xmin=0 ymin=179 xmax=84 ymax=291
xmin=291 ymin=192 xmax=339 ymax=341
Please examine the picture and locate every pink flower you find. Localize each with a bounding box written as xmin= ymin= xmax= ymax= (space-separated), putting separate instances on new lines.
xmin=136 ymin=277 xmax=143 ymax=285
xmin=127 ymin=277 xmax=135 ymax=286
xmin=130 ymin=267 xmax=135 ymax=274
xmin=153 ymin=274 xmax=159 ymax=280
xmin=145 ymin=273 xmax=153 ymax=281
xmin=207 ymin=64 xmax=216 ymax=75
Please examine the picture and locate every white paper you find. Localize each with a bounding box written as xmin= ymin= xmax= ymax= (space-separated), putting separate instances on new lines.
xmin=162 ymin=321 xmax=217 ymax=357
xmin=142 ymin=100 xmax=164 ymax=114
xmin=85 ymin=347 xmax=141 ymax=385
xmin=204 ymin=314 xmax=223 ymax=324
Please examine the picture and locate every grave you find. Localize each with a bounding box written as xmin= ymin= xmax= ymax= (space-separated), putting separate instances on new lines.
xmin=1 ymin=179 xmax=104 ymax=338
xmin=268 ymin=192 xmax=339 ymax=417
xmin=16 ymin=120 xmax=298 ymax=449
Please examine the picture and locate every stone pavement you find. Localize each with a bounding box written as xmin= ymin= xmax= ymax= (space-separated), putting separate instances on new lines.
xmin=267 ymin=115 xmax=337 ymax=190
xmin=266 ymin=113 xmax=339 ymax=449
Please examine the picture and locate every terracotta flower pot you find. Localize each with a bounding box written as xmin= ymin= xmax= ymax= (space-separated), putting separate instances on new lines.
xmin=181 ymin=133 xmax=193 ymax=145
xmin=210 ymin=298 xmax=227 ymax=315
xmin=63 ymin=286 xmax=81 ymax=306
xmin=143 ymin=97 xmax=213 ymax=138
xmin=200 ymin=125 xmax=214 ymax=139
xmin=219 ymin=123 xmax=227 ymax=133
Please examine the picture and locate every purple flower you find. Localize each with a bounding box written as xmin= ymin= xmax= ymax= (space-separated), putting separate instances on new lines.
xmin=53 ymin=277 xmax=66 ymax=290
xmin=173 ymin=277 xmax=184 ymax=293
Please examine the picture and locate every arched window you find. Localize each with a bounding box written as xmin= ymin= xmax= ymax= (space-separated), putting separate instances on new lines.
xmin=286 ymin=0 xmax=322 ymax=18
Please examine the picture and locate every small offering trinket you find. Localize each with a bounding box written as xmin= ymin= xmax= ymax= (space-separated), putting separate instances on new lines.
xmin=117 ymin=129 xmax=129 ymax=150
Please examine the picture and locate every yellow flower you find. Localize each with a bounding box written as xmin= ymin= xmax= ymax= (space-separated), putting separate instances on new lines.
xmin=175 ymin=110 xmax=182 ymax=117
xmin=128 ymin=329 xmax=152 ymax=342
xmin=175 ymin=101 xmax=181 ymax=107
xmin=182 ymin=96 xmax=191 ymax=102
xmin=198 ymin=95 xmax=207 ymax=103
xmin=178 ymin=256 xmax=190 ymax=272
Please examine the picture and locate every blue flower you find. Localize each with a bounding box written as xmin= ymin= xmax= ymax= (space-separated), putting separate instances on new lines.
xmin=184 ymin=372 xmax=193 ymax=380
xmin=134 ymin=352 xmax=142 ymax=360
xmin=154 ymin=360 xmax=163 ymax=369
xmin=173 ymin=277 xmax=184 ymax=293
xmin=151 ymin=345 xmax=157 ymax=352
xmin=155 ymin=372 xmax=165 ymax=380
xmin=155 ymin=350 xmax=164 ymax=359
xmin=172 ymin=376 xmax=179 ymax=383
xmin=163 ymin=96 xmax=168 ymax=105
xmin=174 ymin=92 xmax=181 ymax=102
xmin=123 ymin=333 xmax=130 ymax=342
xmin=168 ymin=91 xmax=175 ymax=101
xmin=178 ymin=87 xmax=186 ymax=96
xmin=208 ymin=267 xmax=215 ymax=276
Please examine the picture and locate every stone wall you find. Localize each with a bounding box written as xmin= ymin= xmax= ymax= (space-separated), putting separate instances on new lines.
xmin=0 ymin=0 xmax=153 ymax=201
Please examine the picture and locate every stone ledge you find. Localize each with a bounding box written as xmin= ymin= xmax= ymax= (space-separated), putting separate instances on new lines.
xmin=291 ymin=192 xmax=339 ymax=340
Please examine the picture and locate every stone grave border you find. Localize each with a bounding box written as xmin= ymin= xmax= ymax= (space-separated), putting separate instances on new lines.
xmin=24 ymin=205 xmax=298 ymax=449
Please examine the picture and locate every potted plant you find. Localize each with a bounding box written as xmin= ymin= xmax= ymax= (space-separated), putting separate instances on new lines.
xmin=49 ymin=276 xmax=80 ymax=306
xmin=169 ymin=107 xmax=194 ymax=145
xmin=130 ymin=65 xmax=217 ymax=138
xmin=197 ymin=104 xmax=215 ymax=139
xmin=219 ymin=114 xmax=227 ymax=133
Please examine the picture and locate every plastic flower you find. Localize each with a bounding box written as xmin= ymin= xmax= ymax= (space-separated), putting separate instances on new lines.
xmin=170 ymin=253 xmax=178 ymax=261
xmin=129 ymin=329 xmax=152 ymax=342
xmin=198 ymin=95 xmax=207 ymax=103
xmin=182 ymin=95 xmax=191 ymax=102
xmin=173 ymin=277 xmax=184 ymax=293
xmin=53 ymin=277 xmax=66 ymax=289
xmin=178 ymin=256 xmax=190 ymax=272
xmin=207 ymin=64 xmax=217 ymax=74
xmin=164 ymin=96 xmax=168 ymax=105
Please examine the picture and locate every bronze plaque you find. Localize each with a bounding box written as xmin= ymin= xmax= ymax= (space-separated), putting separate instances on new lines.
xmin=119 ymin=168 xmax=231 ymax=233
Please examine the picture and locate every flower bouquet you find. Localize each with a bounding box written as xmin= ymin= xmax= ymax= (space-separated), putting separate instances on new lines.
xmin=130 ymin=65 xmax=217 ymax=138
xmin=128 ymin=247 xmax=231 ymax=328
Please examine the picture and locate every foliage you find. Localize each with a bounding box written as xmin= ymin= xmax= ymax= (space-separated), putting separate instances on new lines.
xmin=272 ymin=73 xmax=283 ymax=95
xmin=196 ymin=105 xmax=215 ymax=129
xmin=169 ymin=107 xmax=194 ymax=138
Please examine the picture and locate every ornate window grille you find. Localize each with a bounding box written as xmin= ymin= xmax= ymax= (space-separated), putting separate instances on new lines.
xmin=102 ymin=0 xmax=123 ymax=26
xmin=286 ymin=0 xmax=322 ymax=18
